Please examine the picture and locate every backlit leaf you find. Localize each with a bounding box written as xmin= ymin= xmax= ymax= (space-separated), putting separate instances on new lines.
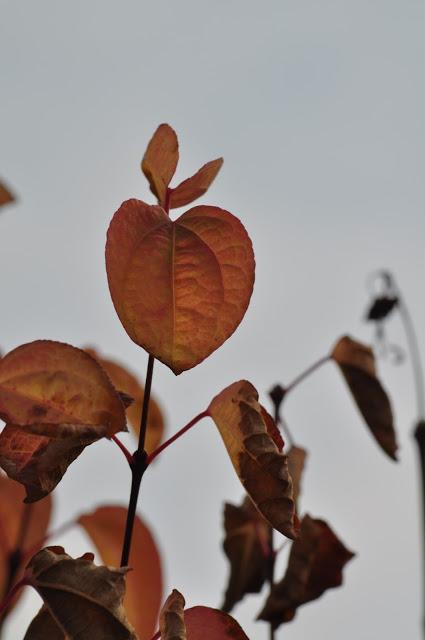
xmin=184 ymin=606 xmax=249 ymax=639
xmin=221 ymin=497 xmax=270 ymax=612
xmin=0 ymin=182 xmax=14 ymax=208
xmin=0 ymin=341 xmax=126 ymax=432
xmin=169 ymin=158 xmax=223 ymax=209
xmin=85 ymin=347 xmax=165 ymax=454
xmin=141 ymin=124 xmax=179 ymax=206
xmin=287 ymin=446 xmax=307 ymax=513
xmin=331 ymin=335 xmax=398 ymax=459
xmin=24 ymin=546 xmax=137 ymax=639
xmin=106 ymin=201 xmax=255 ymax=374
xmin=159 ymin=589 xmax=186 ymax=639
xmin=208 ymin=381 xmax=296 ymax=539
xmin=0 ymin=423 xmax=107 ymax=502
xmin=258 ymin=514 xmax=355 ymax=628
xmin=0 ymin=474 xmax=51 ymax=603
xmin=78 ymin=506 xmax=162 ymax=640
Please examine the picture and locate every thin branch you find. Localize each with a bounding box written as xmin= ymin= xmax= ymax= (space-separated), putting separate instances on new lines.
xmin=120 ymin=354 xmax=154 ymax=567
xmin=147 ymin=410 xmax=210 ymax=465
xmin=285 ymin=355 xmax=331 ymax=396
xmin=111 ymin=435 xmax=133 ymax=466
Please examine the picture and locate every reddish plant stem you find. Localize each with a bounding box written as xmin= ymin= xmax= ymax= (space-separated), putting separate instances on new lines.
xmin=284 ymin=354 xmax=331 ymax=396
xmin=120 ymin=354 xmax=155 ymax=567
xmin=147 ymin=410 xmax=210 ymax=465
xmin=2 ymin=503 xmax=33 ymax=598
xmin=111 ymin=435 xmax=133 ymax=466
xmin=150 ymin=632 xmax=160 ymax=640
xmin=0 ymin=578 xmax=27 ymax=621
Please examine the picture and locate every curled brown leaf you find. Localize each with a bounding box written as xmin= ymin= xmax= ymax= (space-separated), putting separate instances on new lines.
xmin=331 ymin=335 xmax=398 ymax=460
xmin=24 ymin=546 xmax=137 ymax=639
xmin=258 ymin=514 xmax=355 ymax=629
xmin=208 ymin=381 xmax=296 ymax=539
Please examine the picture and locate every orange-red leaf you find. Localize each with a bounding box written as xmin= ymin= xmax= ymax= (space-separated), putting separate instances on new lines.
xmin=331 ymin=335 xmax=398 ymax=460
xmin=0 ymin=474 xmax=51 ymax=604
xmin=141 ymin=124 xmax=179 ymax=206
xmin=0 ymin=423 xmax=107 ymax=502
xmin=0 ymin=182 xmax=14 ymax=208
xmin=221 ymin=497 xmax=270 ymax=612
xmin=24 ymin=546 xmax=137 ymax=639
xmin=184 ymin=606 xmax=249 ymax=639
xmin=78 ymin=506 xmax=162 ymax=640
xmin=0 ymin=341 xmax=126 ymax=432
xmin=258 ymin=514 xmax=355 ymax=628
xmin=106 ymin=201 xmax=255 ymax=374
xmin=208 ymin=381 xmax=296 ymax=539
xmin=159 ymin=589 xmax=187 ymax=639
xmin=85 ymin=347 xmax=165 ymax=454
xmin=169 ymin=158 xmax=223 ymax=209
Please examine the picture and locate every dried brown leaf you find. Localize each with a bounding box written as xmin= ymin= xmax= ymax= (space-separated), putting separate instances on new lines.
xmin=24 ymin=546 xmax=137 ymax=639
xmin=331 ymin=335 xmax=398 ymax=459
xmin=0 ymin=423 xmax=107 ymax=502
xmin=221 ymin=497 xmax=270 ymax=612
xmin=159 ymin=589 xmax=187 ymax=639
xmin=208 ymin=381 xmax=296 ymax=539
xmin=287 ymin=446 xmax=307 ymax=514
xmin=258 ymin=514 xmax=355 ymax=629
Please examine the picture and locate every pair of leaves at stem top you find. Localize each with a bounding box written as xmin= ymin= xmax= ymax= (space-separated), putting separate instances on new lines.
xmin=0 ymin=340 xmax=164 ymax=502
xmin=22 ymin=548 xmax=249 ymax=639
xmin=106 ymin=124 xmax=255 ymax=375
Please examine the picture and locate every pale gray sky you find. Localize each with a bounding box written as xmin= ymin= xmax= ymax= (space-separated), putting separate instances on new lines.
xmin=1 ymin=1 xmax=425 ymax=638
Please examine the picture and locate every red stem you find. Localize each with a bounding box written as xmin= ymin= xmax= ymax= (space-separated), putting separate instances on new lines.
xmin=0 ymin=578 xmax=27 ymax=620
xmin=147 ymin=410 xmax=210 ymax=465
xmin=111 ymin=435 xmax=133 ymax=466
xmin=150 ymin=632 xmax=160 ymax=640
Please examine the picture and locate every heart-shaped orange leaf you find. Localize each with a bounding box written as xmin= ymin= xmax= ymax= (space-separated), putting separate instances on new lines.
xmin=106 ymin=201 xmax=255 ymax=374
xmin=169 ymin=158 xmax=223 ymax=209
xmin=78 ymin=506 xmax=162 ymax=640
xmin=208 ymin=381 xmax=296 ymax=539
xmin=221 ymin=497 xmax=270 ymax=612
xmin=331 ymin=335 xmax=398 ymax=460
xmin=0 ymin=423 xmax=107 ymax=502
xmin=23 ymin=546 xmax=137 ymax=639
xmin=0 ymin=341 xmax=126 ymax=432
xmin=258 ymin=514 xmax=355 ymax=628
xmin=85 ymin=348 xmax=165 ymax=454
xmin=141 ymin=124 xmax=179 ymax=206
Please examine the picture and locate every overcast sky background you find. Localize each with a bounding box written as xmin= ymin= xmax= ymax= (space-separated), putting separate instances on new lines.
xmin=1 ymin=1 xmax=425 ymax=638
